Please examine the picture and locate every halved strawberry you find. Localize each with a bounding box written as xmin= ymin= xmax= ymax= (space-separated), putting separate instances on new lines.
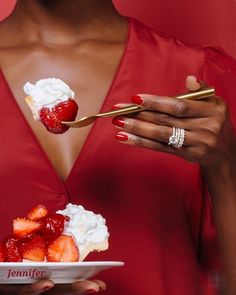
xmin=3 ymin=236 xmax=22 ymax=262
xmin=39 ymin=99 xmax=78 ymax=134
xmin=27 ymin=205 xmax=48 ymax=221
xmin=47 ymin=235 xmax=79 ymax=262
xmin=13 ymin=218 xmax=41 ymax=238
xmin=40 ymin=213 xmax=67 ymax=242
xmin=20 ymin=234 xmax=46 ymax=262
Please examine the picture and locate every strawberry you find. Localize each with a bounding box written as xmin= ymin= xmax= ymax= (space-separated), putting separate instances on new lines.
xmin=47 ymin=235 xmax=79 ymax=262
xmin=27 ymin=204 xmax=48 ymax=221
xmin=3 ymin=236 xmax=22 ymax=262
xmin=39 ymin=99 xmax=78 ymax=134
xmin=20 ymin=234 xmax=46 ymax=262
xmin=13 ymin=218 xmax=42 ymax=238
xmin=40 ymin=213 xmax=67 ymax=242
xmin=0 ymin=242 xmax=5 ymax=262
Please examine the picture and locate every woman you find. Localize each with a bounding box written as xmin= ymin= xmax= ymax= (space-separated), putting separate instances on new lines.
xmin=0 ymin=0 xmax=236 ymax=294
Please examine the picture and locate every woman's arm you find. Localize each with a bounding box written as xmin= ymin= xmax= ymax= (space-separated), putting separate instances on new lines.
xmin=112 ymin=76 xmax=236 ymax=293
xmin=202 ymin=146 xmax=236 ymax=293
xmin=189 ymin=77 xmax=236 ymax=293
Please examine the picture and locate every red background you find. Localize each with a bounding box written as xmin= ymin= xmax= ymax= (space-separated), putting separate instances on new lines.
xmin=0 ymin=0 xmax=236 ymax=58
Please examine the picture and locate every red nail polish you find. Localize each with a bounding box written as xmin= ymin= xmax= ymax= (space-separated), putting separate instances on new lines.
xmin=112 ymin=117 xmax=125 ymax=128
xmin=111 ymin=105 xmax=121 ymax=110
xmin=43 ymin=285 xmax=51 ymax=290
xmin=116 ymin=133 xmax=128 ymax=141
xmin=131 ymin=95 xmax=144 ymax=105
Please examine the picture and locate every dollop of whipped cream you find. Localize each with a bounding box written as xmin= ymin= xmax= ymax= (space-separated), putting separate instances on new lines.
xmin=23 ymin=78 xmax=75 ymax=120
xmin=56 ymin=203 xmax=109 ymax=258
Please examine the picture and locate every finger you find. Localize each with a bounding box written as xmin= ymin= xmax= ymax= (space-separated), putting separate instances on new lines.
xmin=115 ymin=131 xmax=186 ymax=155
xmin=113 ymin=116 xmax=193 ymax=146
xmin=19 ymin=280 xmax=54 ymax=295
xmin=29 ymin=280 xmax=104 ymax=295
xmin=185 ymin=75 xmax=202 ymax=91
xmin=129 ymin=110 xmax=213 ymax=129
xmin=72 ymin=280 xmax=101 ymax=293
xmin=115 ymin=131 xmax=212 ymax=165
xmin=93 ymin=279 xmax=106 ymax=291
xmin=131 ymin=94 xmax=216 ymax=118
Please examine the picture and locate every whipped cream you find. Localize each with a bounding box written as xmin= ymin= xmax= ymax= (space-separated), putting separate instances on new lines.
xmin=57 ymin=203 xmax=109 ymax=261
xmin=23 ymin=78 xmax=75 ymax=120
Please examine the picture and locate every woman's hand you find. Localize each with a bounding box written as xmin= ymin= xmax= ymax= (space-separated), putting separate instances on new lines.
xmin=113 ymin=75 xmax=236 ymax=292
xmin=112 ymin=75 xmax=235 ymax=167
xmin=0 ymin=278 xmax=106 ymax=295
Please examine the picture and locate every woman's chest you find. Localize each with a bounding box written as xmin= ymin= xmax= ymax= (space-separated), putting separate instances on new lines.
xmin=0 ymin=41 xmax=124 ymax=180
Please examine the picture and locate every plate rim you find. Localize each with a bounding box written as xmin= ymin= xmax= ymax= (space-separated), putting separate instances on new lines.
xmin=0 ymin=261 xmax=125 ymax=267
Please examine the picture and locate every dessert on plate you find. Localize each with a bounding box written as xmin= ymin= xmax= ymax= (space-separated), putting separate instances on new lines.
xmin=0 ymin=204 xmax=109 ymax=262
xmin=23 ymin=78 xmax=78 ymax=134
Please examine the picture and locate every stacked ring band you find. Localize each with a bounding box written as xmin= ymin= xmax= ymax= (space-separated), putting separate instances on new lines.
xmin=168 ymin=127 xmax=185 ymax=149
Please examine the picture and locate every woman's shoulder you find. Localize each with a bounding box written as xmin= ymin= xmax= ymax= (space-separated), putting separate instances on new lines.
xmin=129 ymin=17 xmax=236 ymax=74
xmin=129 ymin=18 xmax=202 ymax=52
xmin=128 ymin=17 xmax=205 ymax=73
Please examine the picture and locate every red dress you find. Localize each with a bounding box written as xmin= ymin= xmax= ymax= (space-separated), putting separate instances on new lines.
xmin=1 ymin=18 xmax=236 ymax=294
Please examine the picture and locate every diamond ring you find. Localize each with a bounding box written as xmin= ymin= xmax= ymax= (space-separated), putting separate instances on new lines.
xmin=168 ymin=127 xmax=185 ymax=148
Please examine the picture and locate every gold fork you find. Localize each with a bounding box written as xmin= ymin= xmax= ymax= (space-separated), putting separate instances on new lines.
xmin=62 ymin=87 xmax=215 ymax=128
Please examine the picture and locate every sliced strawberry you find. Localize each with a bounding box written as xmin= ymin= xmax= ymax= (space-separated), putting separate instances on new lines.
xmin=40 ymin=213 xmax=66 ymax=242
xmin=39 ymin=99 xmax=78 ymax=134
xmin=20 ymin=234 xmax=46 ymax=262
xmin=47 ymin=235 xmax=79 ymax=262
xmin=27 ymin=205 xmax=48 ymax=221
xmin=3 ymin=236 xmax=22 ymax=262
xmin=13 ymin=218 xmax=41 ymax=238
xmin=0 ymin=242 xmax=5 ymax=262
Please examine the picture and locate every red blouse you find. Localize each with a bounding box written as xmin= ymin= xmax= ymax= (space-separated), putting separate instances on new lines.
xmin=1 ymin=18 xmax=236 ymax=294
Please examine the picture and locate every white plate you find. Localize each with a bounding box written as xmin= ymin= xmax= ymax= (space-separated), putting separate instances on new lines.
xmin=0 ymin=261 xmax=124 ymax=284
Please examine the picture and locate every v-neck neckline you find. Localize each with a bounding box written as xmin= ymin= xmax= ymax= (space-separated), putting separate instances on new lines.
xmin=0 ymin=18 xmax=132 ymax=188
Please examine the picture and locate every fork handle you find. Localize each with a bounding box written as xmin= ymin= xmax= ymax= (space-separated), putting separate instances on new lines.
xmin=175 ymin=87 xmax=215 ymax=100
xmin=96 ymin=87 xmax=215 ymax=118
xmin=96 ymin=105 xmax=144 ymax=118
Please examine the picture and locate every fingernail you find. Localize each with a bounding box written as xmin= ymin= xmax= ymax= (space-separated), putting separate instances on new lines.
xmin=131 ymin=95 xmax=144 ymax=105
xmin=116 ymin=133 xmax=128 ymax=142
xmin=111 ymin=105 xmax=121 ymax=110
xmin=86 ymin=290 xmax=98 ymax=293
xmin=43 ymin=285 xmax=52 ymax=291
xmin=112 ymin=117 xmax=125 ymax=128
xmin=99 ymin=286 xmax=106 ymax=291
